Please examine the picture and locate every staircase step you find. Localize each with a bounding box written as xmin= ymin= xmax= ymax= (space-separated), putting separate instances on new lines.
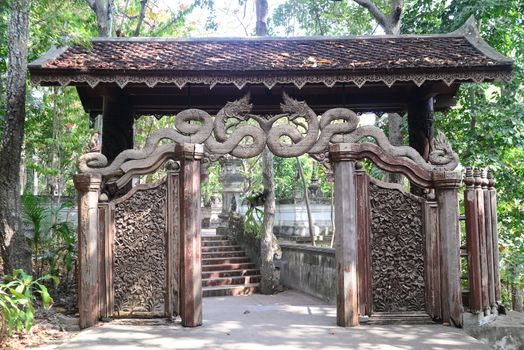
xmin=201 ymin=235 xmax=228 ymax=241
xmin=202 ymin=257 xmax=250 ymax=265
xmin=203 ymin=283 xmax=259 ymax=297
xmin=202 ymin=275 xmax=261 ymax=287
xmin=202 ymin=240 xmax=233 ymax=247
xmin=202 ymin=251 xmax=246 ymax=258
xmin=202 ymin=245 xmax=243 ymax=253
xmin=364 ymin=312 xmax=435 ymax=325
xmin=202 ymin=269 xmax=260 ymax=279
xmin=202 ymin=263 xmax=256 ymax=272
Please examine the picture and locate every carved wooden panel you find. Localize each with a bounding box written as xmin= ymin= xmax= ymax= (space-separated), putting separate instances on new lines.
xmin=369 ymin=182 xmax=426 ymax=312
xmin=113 ymin=182 xmax=167 ymax=316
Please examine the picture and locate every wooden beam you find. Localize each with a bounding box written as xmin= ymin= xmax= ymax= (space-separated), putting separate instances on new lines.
xmin=76 ymin=82 xmax=459 ymax=115
xmin=334 ymin=160 xmax=359 ymax=327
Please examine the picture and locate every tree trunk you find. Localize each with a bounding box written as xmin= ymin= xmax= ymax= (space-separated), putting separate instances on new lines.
xmin=86 ymin=0 xmax=112 ymax=37
xmin=255 ymin=0 xmax=268 ymax=36
xmin=512 ymin=284 xmax=523 ymax=312
xmin=353 ymin=0 xmax=405 ymax=183
xmin=260 ymin=148 xmax=278 ymax=294
xmin=384 ymin=113 xmax=403 ymax=183
xmin=0 ymin=0 xmax=32 ymax=274
xmin=296 ymin=158 xmax=315 ymax=246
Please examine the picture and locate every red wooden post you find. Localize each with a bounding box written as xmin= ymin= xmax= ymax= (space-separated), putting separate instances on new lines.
xmin=166 ymin=165 xmax=180 ymax=318
xmin=488 ymin=172 xmax=501 ymax=305
xmin=464 ymin=168 xmax=482 ymax=313
xmin=179 ymin=144 xmax=203 ymax=327
xmin=355 ymin=163 xmax=370 ymax=317
xmin=434 ymin=171 xmax=463 ymax=326
xmin=482 ymin=170 xmax=496 ymax=311
xmin=73 ymin=173 xmax=102 ymax=329
xmin=474 ymin=169 xmax=489 ymax=314
xmin=425 ymin=197 xmax=441 ymax=319
xmin=333 ymin=159 xmax=359 ymax=327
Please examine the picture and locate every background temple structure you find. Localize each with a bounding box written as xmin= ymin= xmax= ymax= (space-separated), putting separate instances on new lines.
xmin=29 ymin=17 xmax=512 ymax=330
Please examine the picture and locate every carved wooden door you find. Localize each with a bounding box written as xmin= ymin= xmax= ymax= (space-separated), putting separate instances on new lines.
xmin=367 ymin=179 xmax=427 ymax=314
xmin=99 ymin=170 xmax=180 ymax=318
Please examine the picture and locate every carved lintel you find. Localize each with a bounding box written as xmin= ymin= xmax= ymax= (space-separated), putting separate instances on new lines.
xmin=77 ymin=94 xmax=460 ymax=178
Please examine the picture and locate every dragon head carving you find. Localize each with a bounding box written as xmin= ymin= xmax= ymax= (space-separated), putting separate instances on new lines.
xmin=428 ymin=130 xmax=459 ymax=170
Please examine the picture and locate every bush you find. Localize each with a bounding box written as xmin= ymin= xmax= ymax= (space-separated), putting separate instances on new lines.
xmin=0 ymin=270 xmax=57 ymax=336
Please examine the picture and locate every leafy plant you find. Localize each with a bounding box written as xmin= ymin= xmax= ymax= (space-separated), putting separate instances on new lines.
xmin=0 ymin=270 xmax=57 ymax=335
xmin=244 ymin=206 xmax=264 ymax=238
xmin=22 ymin=194 xmax=77 ymax=284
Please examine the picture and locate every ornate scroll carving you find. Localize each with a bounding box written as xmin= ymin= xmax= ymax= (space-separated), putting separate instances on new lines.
xmin=113 ymin=182 xmax=167 ymax=315
xmin=78 ymin=93 xmax=459 ymax=178
xmin=369 ymin=182 xmax=426 ymax=312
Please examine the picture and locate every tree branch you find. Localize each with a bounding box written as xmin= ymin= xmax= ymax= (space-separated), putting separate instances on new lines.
xmin=85 ymin=0 xmax=96 ymax=11
xmin=353 ymin=0 xmax=389 ymax=32
xmin=133 ymin=0 xmax=148 ymax=36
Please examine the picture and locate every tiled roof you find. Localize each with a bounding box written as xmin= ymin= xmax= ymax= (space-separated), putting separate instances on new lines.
xmin=40 ymin=37 xmax=500 ymax=71
xmin=29 ymin=18 xmax=512 ymax=89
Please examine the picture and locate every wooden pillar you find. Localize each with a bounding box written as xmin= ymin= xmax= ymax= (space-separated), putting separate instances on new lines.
xmin=334 ymin=160 xmax=359 ymax=327
xmin=488 ymin=172 xmax=501 ymax=304
xmin=408 ymin=96 xmax=435 ymax=195
xmin=434 ymin=172 xmax=462 ymax=327
xmin=407 ymin=96 xmax=434 ymax=160
xmin=179 ymin=144 xmax=203 ymax=327
xmin=355 ymin=163 xmax=371 ymax=317
xmin=101 ymin=90 xmax=134 ymax=164
xmin=425 ymin=198 xmax=441 ymax=319
xmin=73 ymin=173 xmax=102 ymax=329
xmin=166 ymin=165 xmax=180 ymax=318
xmin=474 ymin=169 xmax=489 ymax=313
xmin=482 ymin=170 xmax=496 ymax=311
xmin=464 ymin=168 xmax=482 ymax=313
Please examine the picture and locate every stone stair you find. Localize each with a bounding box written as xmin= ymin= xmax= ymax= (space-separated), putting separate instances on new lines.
xmin=202 ymin=234 xmax=260 ymax=297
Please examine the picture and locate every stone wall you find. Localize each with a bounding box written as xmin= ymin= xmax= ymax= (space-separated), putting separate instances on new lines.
xmin=238 ymin=203 xmax=334 ymax=238
xmin=279 ymin=243 xmax=336 ymax=304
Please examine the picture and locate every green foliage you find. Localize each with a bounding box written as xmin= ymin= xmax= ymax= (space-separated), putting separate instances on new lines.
xmin=0 ymin=270 xmax=57 ymax=335
xmin=243 ymin=204 xmax=264 ymax=238
xmin=272 ymin=0 xmax=388 ymax=36
xmin=22 ymin=194 xmax=76 ymax=284
xmin=25 ymin=88 xmax=91 ymax=196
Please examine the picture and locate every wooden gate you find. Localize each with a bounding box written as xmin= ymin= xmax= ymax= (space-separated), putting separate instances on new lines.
xmin=354 ymin=172 xmax=441 ymax=323
xmin=97 ymin=169 xmax=179 ymax=318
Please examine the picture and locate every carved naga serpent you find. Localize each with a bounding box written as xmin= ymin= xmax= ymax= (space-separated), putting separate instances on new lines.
xmin=77 ymin=93 xmax=459 ymax=176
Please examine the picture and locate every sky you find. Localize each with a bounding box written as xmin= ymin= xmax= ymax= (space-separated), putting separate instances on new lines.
xmin=158 ymin=0 xmax=291 ymax=37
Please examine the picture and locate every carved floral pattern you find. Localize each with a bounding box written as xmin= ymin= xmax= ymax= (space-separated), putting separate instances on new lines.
xmin=369 ymin=183 xmax=425 ymax=312
xmin=113 ymin=183 xmax=167 ymax=315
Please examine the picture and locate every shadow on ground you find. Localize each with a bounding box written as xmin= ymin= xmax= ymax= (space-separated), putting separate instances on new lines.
xmin=49 ymin=291 xmax=491 ymax=350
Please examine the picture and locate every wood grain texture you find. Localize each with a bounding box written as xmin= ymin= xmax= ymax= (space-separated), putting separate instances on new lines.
xmin=334 ymin=161 xmax=358 ymax=327
xmin=435 ymin=177 xmax=462 ymax=326
xmin=74 ymin=174 xmax=102 ymax=329
xmin=464 ymin=172 xmax=482 ymax=313
xmin=180 ymin=159 xmax=203 ymax=327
